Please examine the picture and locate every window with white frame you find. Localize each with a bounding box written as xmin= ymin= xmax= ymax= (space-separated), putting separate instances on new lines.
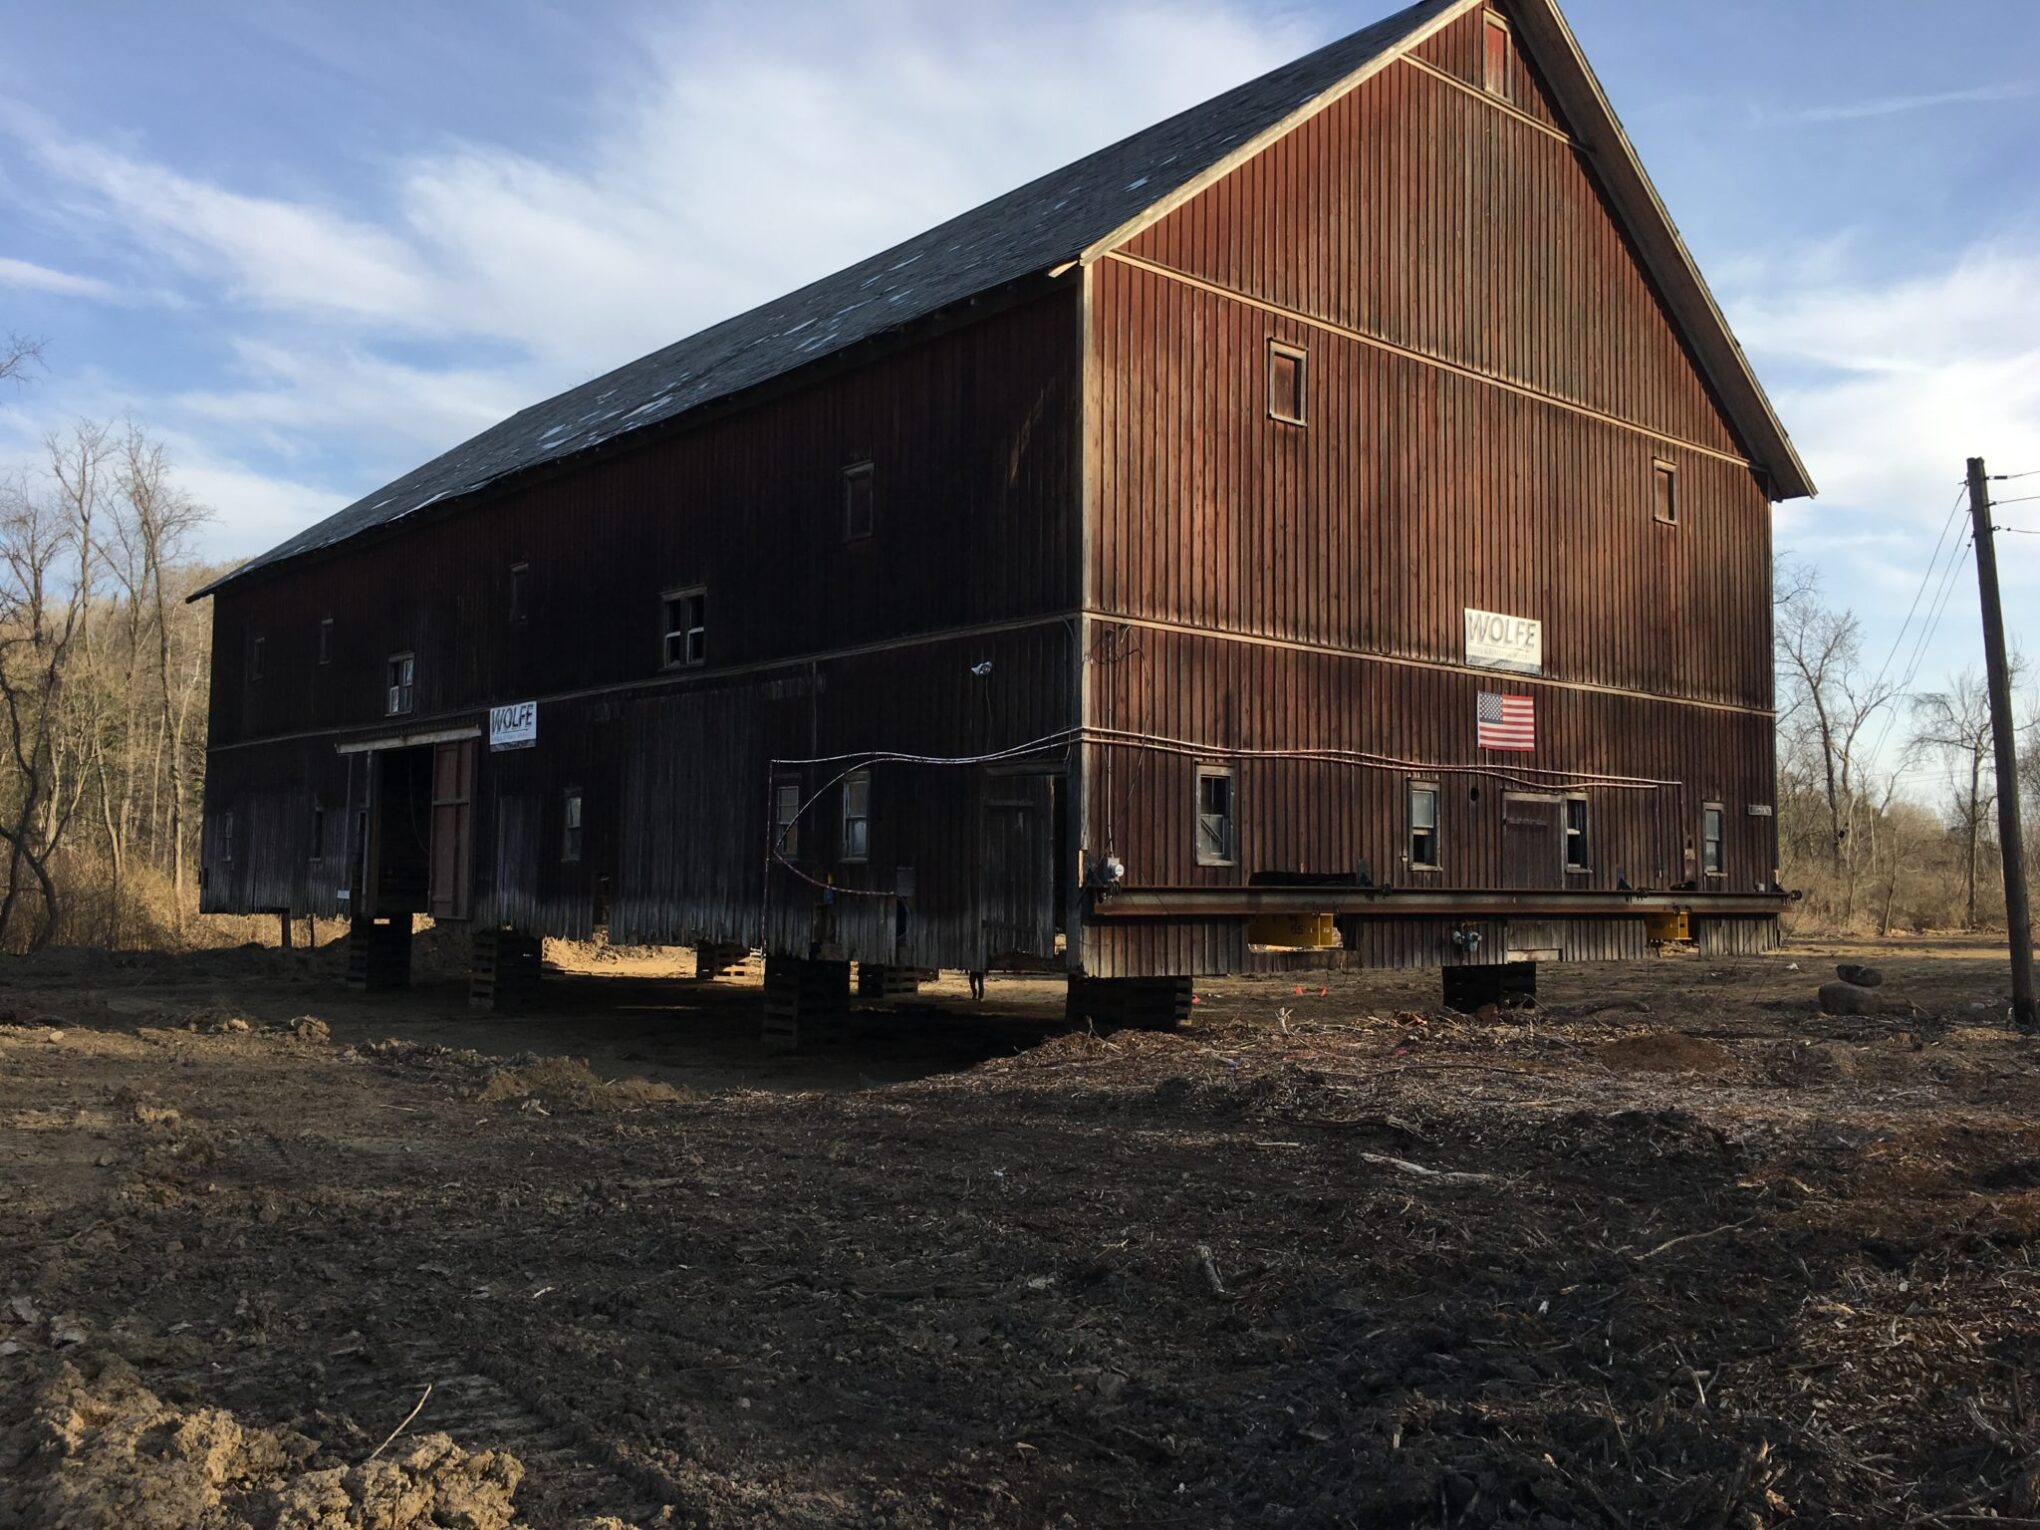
xmin=774 ymin=779 xmax=802 ymax=858
xmin=841 ymin=770 xmax=871 ymax=862
xmin=1195 ymin=765 xmax=1236 ymax=866
xmin=1565 ymin=795 xmax=1589 ymax=871
xmin=1409 ymin=781 xmax=1440 ymax=870
xmin=662 ymin=588 xmax=706 ymax=669
xmin=562 ymin=788 xmax=584 ymax=863
xmin=385 ymin=654 xmax=415 ymax=716
xmin=1702 ymin=803 xmax=1725 ymax=877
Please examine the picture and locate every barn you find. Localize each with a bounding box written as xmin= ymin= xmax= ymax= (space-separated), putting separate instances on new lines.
xmin=194 ymin=0 xmax=1813 ymax=1040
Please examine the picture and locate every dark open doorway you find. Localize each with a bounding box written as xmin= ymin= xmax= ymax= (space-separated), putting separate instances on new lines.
xmin=363 ymin=739 xmax=474 ymax=921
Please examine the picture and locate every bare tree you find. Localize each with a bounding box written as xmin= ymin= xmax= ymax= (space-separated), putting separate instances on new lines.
xmin=111 ymin=425 xmax=210 ymax=927
xmin=1861 ymin=745 xmax=1923 ymax=935
xmin=1775 ymin=563 xmax=1902 ymax=923
xmin=0 ymin=427 xmax=98 ymax=949
xmin=1915 ymin=664 xmax=2023 ymax=931
xmin=0 ymin=334 xmax=43 ymax=390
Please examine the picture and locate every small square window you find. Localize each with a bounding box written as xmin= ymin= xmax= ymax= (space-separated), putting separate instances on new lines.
xmin=1484 ymin=12 xmax=1514 ymax=102
xmin=841 ymin=770 xmax=871 ymax=862
xmin=774 ymin=779 xmax=802 ymax=859
xmin=250 ymin=635 xmax=266 ymax=682
xmin=1565 ymin=796 xmax=1589 ymax=871
xmin=317 ymin=618 xmax=333 ymax=665
xmin=509 ymin=562 xmax=530 ymax=623
xmin=1702 ymin=803 xmax=1725 ymax=877
xmin=562 ymin=789 xmax=583 ymax=864
xmin=1195 ymin=765 xmax=1236 ymax=866
xmin=1653 ymin=460 xmax=1678 ymax=526
xmin=385 ymin=654 xmax=415 ymax=716
xmin=1409 ymin=781 xmax=1440 ymax=870
xmin=843 ymin=462 xmax=875 ymax=542
xmin=662 ymin=588 xmax=706 ymax=669
xmin=1268 ymin=341 xmax=1307 ymax=426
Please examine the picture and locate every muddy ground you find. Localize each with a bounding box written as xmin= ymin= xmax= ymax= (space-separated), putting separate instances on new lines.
xmin=1 ymin=935 xmax=2037 ymax=1527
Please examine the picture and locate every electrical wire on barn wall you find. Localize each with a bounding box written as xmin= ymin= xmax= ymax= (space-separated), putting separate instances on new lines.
xmin=761 ymin=726 xmax=1687 ymax=905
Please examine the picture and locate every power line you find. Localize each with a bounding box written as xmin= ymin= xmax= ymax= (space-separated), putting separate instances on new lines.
xmin=1863 ymin=484 xmax=1968 ymax=702
xmin=1906 ymin=540 xmax=1974 ymax=692
xmin=1864 ymin=535 xmax=1975 ymax=771
xmin=1990 ymin=493 xmax=2040 ymax=507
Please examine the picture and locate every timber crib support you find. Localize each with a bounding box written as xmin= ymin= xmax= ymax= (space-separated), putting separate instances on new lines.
xmin=695 ymin=942 xmax=759 ymax=981
xmin=471 ymin=928 xmax=544 ymax=1012
xmin=346 ymin=914 xmax=414 ymax=992
xmin=1441 ymin=961 xmax=1538 ymax=1014
xmin=856 ymin=964 xmax=932 ymax=999
xmin=763 ymin=956 xmax=850 ymax=1051
xmin=1066 ymin=976 xmax=1192 ymax=1032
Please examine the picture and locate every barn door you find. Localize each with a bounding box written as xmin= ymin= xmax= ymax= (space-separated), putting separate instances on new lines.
xmin=428 ymin=739 xmax=476 ymax=921
xmin=1500 ymin=794 xmax=1564 ymax=891
xmin=980 ymin=771 xmax=1057 ymax=965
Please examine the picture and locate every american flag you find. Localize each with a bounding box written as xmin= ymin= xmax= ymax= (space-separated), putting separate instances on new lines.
xmin=1477 ymin=692 xmax=1535 ymax=751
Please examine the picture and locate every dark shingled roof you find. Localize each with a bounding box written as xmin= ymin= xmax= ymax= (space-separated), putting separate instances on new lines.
xmin=198 ymin=0 xmax=1458 ymax=596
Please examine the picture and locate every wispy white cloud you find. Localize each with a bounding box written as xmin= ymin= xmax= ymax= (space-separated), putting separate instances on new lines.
xmin=0 ymin=254 xmax=111 ymax=298
xmin=1729 ymin=241 xmax=2040 ymax=735
xmin=1791 ymin=82 xmax=2034 ymax=124
xmin=17 ymin=0 xmax=1306 ymax=366
xmin=3 ymin=0 xmax=1308 ymax=559
xmin=173 ymin=339 xmax=525 ymax=461
xmin=157 ymin=453 xmax=353 ymax=556
xmin=1736 ymin=247 xmax=2040 ymax=513
xmin=30 ymin=137 xmax=435 ymax=325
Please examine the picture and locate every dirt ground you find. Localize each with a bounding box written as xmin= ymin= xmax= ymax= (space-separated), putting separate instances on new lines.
xmin=2 ymin=934 xmax=2037 ymax=1528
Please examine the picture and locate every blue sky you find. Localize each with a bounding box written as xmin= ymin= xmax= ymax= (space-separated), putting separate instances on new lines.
xmin=2 ymin=0 xmax=2037 ymax=785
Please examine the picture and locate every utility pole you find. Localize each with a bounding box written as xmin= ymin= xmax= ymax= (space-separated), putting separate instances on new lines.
xmin=1967 ymin=456 xmax=2037 ymax=1029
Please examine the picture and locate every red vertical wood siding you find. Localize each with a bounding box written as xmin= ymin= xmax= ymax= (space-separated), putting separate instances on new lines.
xmin=1082 ymin=23 xmax=1780 ymax=975
xmin=1082 ymin=627 xmax=1775 ymax=892
xmin=1089 ymin=260 xmax=1774 ymax=706
xmin=1121 ymin=48 xmax=1747 ymax=459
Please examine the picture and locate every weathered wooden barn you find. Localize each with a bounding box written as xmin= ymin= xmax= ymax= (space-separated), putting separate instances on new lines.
xmin=195 ymin=0 xmax=1813 ymax=1037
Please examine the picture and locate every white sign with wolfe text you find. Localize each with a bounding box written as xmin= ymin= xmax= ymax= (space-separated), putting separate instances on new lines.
xmin=489 ymin=701 xmax=537 ymax=751
xmin=1463 ymin=608 xmax=1543 ymax=676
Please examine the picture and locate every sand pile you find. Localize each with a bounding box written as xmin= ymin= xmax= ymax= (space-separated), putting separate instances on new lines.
xmin=0 ymin=1353 xmax=526 ymax=1530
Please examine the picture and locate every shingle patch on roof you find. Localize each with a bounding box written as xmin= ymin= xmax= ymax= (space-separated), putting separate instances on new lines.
xmin=196 ymin=0 xmax=1457 ymax=597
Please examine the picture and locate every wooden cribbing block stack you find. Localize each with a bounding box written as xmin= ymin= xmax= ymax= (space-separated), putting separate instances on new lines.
xmin=694 ymin=942 xmax=759 ymax=981
xmin=471 ymin=928 xmax=544 ymax=1011
xmin=1065 ymin=976 xmax=1192 ymax=1032
xmin=763 ymin=957 xmax=850 ymax=1051
xmin=345 ymin=915 xmax=413 ymax=991
xmin=855 ymin=964 xmax=929 ymax=999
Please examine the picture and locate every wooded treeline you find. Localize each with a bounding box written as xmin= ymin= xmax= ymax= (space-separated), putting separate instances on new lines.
xmin=1 ymin=333 xmax=220 ymax=951
xmin=1776 ymin=556 xmax=2040 ymax=936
